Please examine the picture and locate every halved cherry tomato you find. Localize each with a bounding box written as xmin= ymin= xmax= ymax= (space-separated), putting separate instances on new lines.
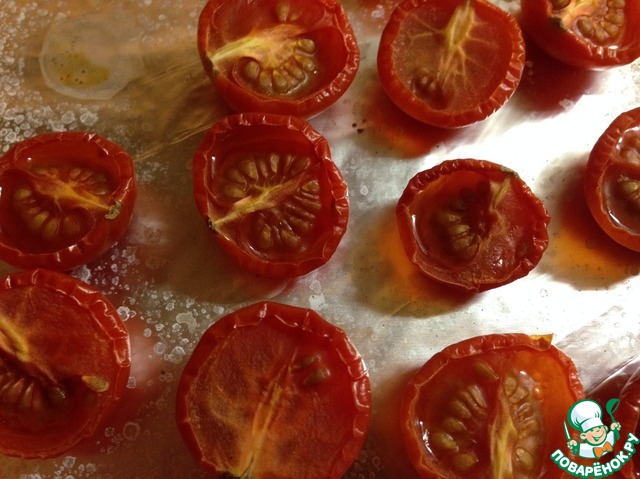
xmin=584 ymin=107 xmax=640 ymax=252
xmin=377 ymin=0 xmax=525 ymax=128
xmin=396 ymin=159 xmax=550 ymax=292
xmin=192 ymin=112 xmax=349 ymax=278
xmin=0 ymin=268 xmax=131 ymax=459
xmin=0 ymin=132 xmax=137 ymax=271
xmin=197 ymin=0 xmax=360 ymax=118
xmin=401 ymin=334 xmax=584 ymax=479
xmin=520 ymin=0 xmax=640 ymax=69
xmin=175 ymin=301 xmax=371 ymax=479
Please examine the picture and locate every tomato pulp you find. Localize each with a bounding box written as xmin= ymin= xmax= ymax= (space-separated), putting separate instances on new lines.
xmin=197 ymin=0 xmax=360 ymax=118
xmin=192 ymin=112 xmax=349 ymax=278
xmin=396 ymin=159 xmax=550 ymax=292
xmin=0 ymin=269 xmax=131 ymax=459
xmin=584 ymin=107 xmax=640 ymax=252
xmin=401 ymin=334 xmax=584 ymax=479
xmin=377 ymin=0 xmax=525 ymax=128
xmin=520 ymin=0 xmax=640 ymax=69
xmin=0 ymin=132 xmax=137 ymax=271
xmin=175 ymin=301 xmax=371 ymax=479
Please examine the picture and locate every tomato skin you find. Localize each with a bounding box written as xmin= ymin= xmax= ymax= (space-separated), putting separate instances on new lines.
xmin=0 ymin=132 xmax=137 ymax=271
xmin=584 ymin=107 xmax=640 ymax=252
xmin=175 ymin=301 xmax=371 ymax=479
xmin=401 ymin=334 xmax=584 ymax=479
xmin=197 ymin=0 xmax=360 ymax=118
xmin=377 ymin=0 xmax=525 ymax=128
xmin=192 ymin=112 xmax=349 ymax=279
xmin=0 ymin=268 xmax=131 ymax=459
xmin=520 ymin=0 xmax=640 ymax=69
xmin=396 ymin=159 xmax=550 ymax=292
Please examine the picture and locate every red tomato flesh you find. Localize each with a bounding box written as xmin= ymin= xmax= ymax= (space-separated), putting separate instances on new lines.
xmin=401 ymin=334 xmax=584 ymax=479
xmin=520 ymin=0 xmax=640 ymax=69
xmin=377 ymin=0 xmax=525 ymax=128
xmin=192 ymin=113 xmax=349 ymax=278
xmin=0 ymin=132 xmax=137 ymax=271
xmin=584 ymin=107 xmax=640 ymax=252
xmin=175 ymin=301 xmax=371 ymax=479
xmin=396 ymin=159 xmax=550 ymax=292
xmin=0 ymin=269 xmax=130 ymax=459
xmin=197 ymin=0 xmax=360 ymax=118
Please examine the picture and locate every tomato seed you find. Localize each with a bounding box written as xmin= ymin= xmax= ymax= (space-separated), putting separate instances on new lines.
xmin=514 ymin=446 xmax=535 ymax=472
xmin=451 ymin=451 xmax=478 ymax=472
xmin=431 ymin=431 xmax=459 ymax=451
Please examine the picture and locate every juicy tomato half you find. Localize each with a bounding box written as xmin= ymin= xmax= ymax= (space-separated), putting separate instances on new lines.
xmin=584 ymin=107 xmax=640 ymax=252
xmin=377 ymin=0 xmax=525 ymax=128
xmin=401 ymin=334 xmax=584 ymax=479
xmin=197 ymin=0 xmax=360 ymax=118
xmin=175 ymin=301 xmax=371 ymax=479
xmin=0 ymin=269 xmax=131 ymax=459
xmin=192 ymin=112 xmax=349 ymax=278
xmin=520 ymin=0 xmax=640 ymax=69
xmin=0 ymin=132 xmax=137 ymax=271
xmin=396 ymin=159 xmax=550 ymax=292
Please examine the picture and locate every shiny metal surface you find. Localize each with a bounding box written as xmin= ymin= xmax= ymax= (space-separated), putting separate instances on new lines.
xmin=1 ymin=0 xmax=640 ymax=477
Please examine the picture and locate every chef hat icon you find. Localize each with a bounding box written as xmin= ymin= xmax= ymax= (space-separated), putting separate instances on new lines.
xmin=569 ymin=399 xmax=604 ymax=433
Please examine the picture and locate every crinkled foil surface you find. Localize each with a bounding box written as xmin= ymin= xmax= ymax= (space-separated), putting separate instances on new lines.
xmin=1 ymin=0 xmax=640 ymax=477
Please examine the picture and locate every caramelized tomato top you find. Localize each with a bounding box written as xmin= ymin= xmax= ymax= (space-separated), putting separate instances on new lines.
xmin=0 ymin=132 xmax=137 ymax=271
xmin=198 ymin=0 xmax=360 ymax=117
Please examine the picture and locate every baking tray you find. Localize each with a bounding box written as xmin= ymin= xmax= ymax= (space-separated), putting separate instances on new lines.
xmin=1 ymin=0 xmax=640 ymax=477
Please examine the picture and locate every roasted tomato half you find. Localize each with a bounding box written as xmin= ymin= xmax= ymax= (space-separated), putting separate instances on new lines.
xmin=520 ymin=0 xmax=640 ymax=69
xmin=401 ymin=334 xmax=584 ymax=479
xmin=0 ymin=269 xmax=130 ymax=459
xmin=192 ymin=113 xmax=349 ymax=279
xmin=0 ymin=132 xmax=137 ymax=271
xmin=377 ymin=0 xmax=525 ymax=128
xmin=175 ymin=301 xmax=371 ymax=479
xmin=197 ymin=0 xmax=360 ymax=118
xmin=584 ymin=107 xmax=640 ymax=252
xmin=396 ymin=159 xmax=550 ymax=292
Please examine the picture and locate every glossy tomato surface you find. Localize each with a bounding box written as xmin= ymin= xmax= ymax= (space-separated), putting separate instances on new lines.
xmin=377 ymin=0 xmax=525 ymax=128
xmin=520 ymin=0 xmax=640 ymax=69
xmin=197 ymin=0 xmax=359 ymax=118
xmin=0 ymin=269 xmax=131 ymax=459
xmin=584 ymin=107 xmax=640 ymax=252
xmin=175 ymin=301 xmax=371 ymax=479
xmin=0 ymin=132 xmax=137 ymax=271
xmin=396 ymin=159 xmax=550 ymax=292
xmin=192 ymin=112 xmax=349 ymax=278
xmin=401 ymin=334 xmax=584 ymax=479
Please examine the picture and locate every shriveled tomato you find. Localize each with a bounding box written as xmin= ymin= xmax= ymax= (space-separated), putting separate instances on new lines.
xmin=0 ymin=132 xmax=137 ymax=271
xmin=520 ymin=0 xmax=640 ymax=69
xmin=175 ymin=301 xmax=371 ymax=479
xmin=584 ymin=107 xmax=640 ymax=252
xmin=192 ymin=112 xmax=349 ymax=278
xmin=0 ymin=268 xmax=130 ymax=459
xmin=376 ymin=0 xmax=525 ymax=128
xmin=401 ymin=334 xmax=584 ymax=479
xmin=197 ymin=0 xmax=360 ymax=118
xmin=396 ymin=159 xmax=550 ymax=292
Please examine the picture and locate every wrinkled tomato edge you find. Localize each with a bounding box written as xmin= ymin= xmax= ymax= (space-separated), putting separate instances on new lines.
xmin=175 ymin=301 xmax=372 ymax=478
xmin=192 ymin=112 xmax=349 ymax=279
xmin=377 ymin=0 xmax=525 ymax=128
xmin=400 ymin=333 xmax=584 ymax=479
xmin=0 ymin=268 xmax=131 ymax=459
xmin=197 ymin=0 xmax=360 ymax=118
xmin=584 ymin=107 xmax=640 ymax=252
xmin=0 ymin=132 xmax=137 ymax=272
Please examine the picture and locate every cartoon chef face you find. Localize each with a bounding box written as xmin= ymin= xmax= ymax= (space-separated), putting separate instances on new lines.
xmin=569 ymin=399 xmax=608 ymax=445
